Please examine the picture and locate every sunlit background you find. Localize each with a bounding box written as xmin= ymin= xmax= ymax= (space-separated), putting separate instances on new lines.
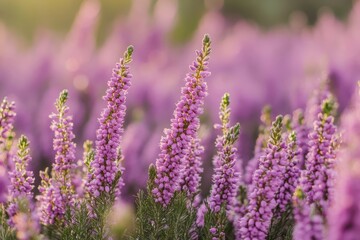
xmin=0 ymin=0 xmax=355 ymax=43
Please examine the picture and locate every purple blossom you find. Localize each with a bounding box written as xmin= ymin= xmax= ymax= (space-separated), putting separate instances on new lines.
xmin=328 ymin=83 xmax=360 ymax=240
xmin=7 ymin=135 xmax=35 ymax=227
xmin=12 ymin=198 xmax=41 ymax=240
xmin=86 ymin=46 xmax=133 ymax=201
xmin=0 ymin=97 xmax=16 ymax=142
xmin=293 ymin=187 xmax=324 ymax=240
xmin=38 ymin=169 xmax=64 ymax=225
xmin=209 ymin=93 xmax=240 ymax=214
xmin=50 ymin=90 xmax=77 ymax=174
xmin=209 ymin=126 xmax=240 ymax=213
xmin=0 ymin=97 xmax=16 ymax=202
xmin=205 ymin=93 xmax=241 ymax=239
xmin=179 ymin=136 xmax=204 ymax=199
xmin=274 ymin=131 xmax=300 ymax=214
xmin=301 ymin=95 xmax=338 ymax=216
xmin=0 ymin=97 xmax=16 ymax=169
xmin=37 ymin=90 xmax=78 ymax=225
xmin=152 ymin=35 xmax=211 ymax=207
xmin=239 ymin=116 xmax=287 ymax=240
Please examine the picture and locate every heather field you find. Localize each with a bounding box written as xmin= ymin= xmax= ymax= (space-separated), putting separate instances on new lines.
xmin=0 ymin=1 xmax=359 ymax=239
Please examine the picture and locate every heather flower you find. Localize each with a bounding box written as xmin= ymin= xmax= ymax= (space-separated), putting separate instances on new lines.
xmin=152 ymin=35 xmax=211 ymax=206
xmin=209 ymin=93 xmax=240 ymax=214
xmin=202 ymin=93 xmax=241 ymax=240
xmin=7 ymin=135 xmax=35 ymax=226
xmin=239 ymin=115 xmax=287 ymax=240
xmin=50 ymin=89 xmax=77 ymax=175
xmin=87 ymin=46 xmax=133 ymax=200
xmin=274 ymin=131 xmax=300 ymax=214
xmin=0 ymin=97 xmax=16 ymax=169
xmin=37 ymin=90 xmax=78 ymax=225
xmin=328 ymin=83 xmax=360 ymax=240
xmin=244 ymin=105 xmax=272 ymax=186
xmin=0 ymin=98 xmax=16 ymax=204
xmin=293 ymin=187 xmax=324 ymax=240
xmin=179 ymin=136 xmax=204 ymax=200
xmin=301 ymin=95 xmax=338 ymax=216
xmin=292 ymin=109 xmax=310 ymax=169
xmin=38 ymin=169 xmax=63 ymax=225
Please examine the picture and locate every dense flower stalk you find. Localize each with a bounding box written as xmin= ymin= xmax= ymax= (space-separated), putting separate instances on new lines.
xmin=204 ymin=93 xmax=241 ymax=239
xmin=209 ymin=93 xmax=240 ymax=213
xmin=0 ymin=97 xmax=16 ymax=145
xmin=239 ymin=115 xmax=287 ymax=240
xmin=328 ymin=83 xmax=360 ymax=240
xmin=0 ymin=98 xmax=14 ymax=202
xmin=301 ymin=96 xmax=338 ymax=216
xmin=7 ymin=136 xmax=35 ymax=226
xmin=244 ymin=106 xmax=272 ymax=185
xmin=179 ymin=136 xmax=204 ymax=199
xmin=0 ymin=97 xmax=16 ymax=170
xmin=87 ymin=46 xmax=134 ymax=200
xmin=292 ymin=109 xmax=310 ymax=169
xmin=152 ymin=35 xmax=211 ymax=206
xmin=293 ymin=187 xmax=324 ymax=240
xmin=50 ymin=89 xmax=77 ymax=175
xmin=37 ymin=90 xmax=77 ymax=225
xmin=274 ymin=131 xmax=300 ymax=214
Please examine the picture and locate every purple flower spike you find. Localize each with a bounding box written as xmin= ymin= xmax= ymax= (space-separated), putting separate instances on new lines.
xmin=50 ymin=89 xmax=77 ymax=175
xmin=301 ymin=95 xmax=338 ymax=216
xmin=0 ymin=97 xmax=16 ymax=169
xmin=239 ymin=115 xmax=287 ymax=240
xmin=38 ymin=169 xmax=62 ymax=225
xmin=209 ymin=93 xmax=240 ymax=214
xmin=38 ymin=90 xmax=78 ymax=225
xmin=179 ymin=136 xmax=204 ymax=199
xmin=274 ymin=131 xmax=300 ymax=214
xmin=293 ymin=187 xmax=324 ymax=240
xmin=206 ymin=93 xmax=241 ymax=239
xmin=0 ymin=97 xmax=16 ymax=145
xmin=7 ymin=135 xmax=35 ymax=227
xmin=87 ymin=46 xmax=134 ymax=201
xmin=152 ymin=35 xmax=211 ymax=207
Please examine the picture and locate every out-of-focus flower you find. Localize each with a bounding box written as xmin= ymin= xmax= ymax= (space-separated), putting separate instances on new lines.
xmin=328 ymin=83 xmax=360 ymax=240
xmin=293 ymin=187 xmax=324 ymax=240
xmin=108 ymin=200 xmax=135 ymax=239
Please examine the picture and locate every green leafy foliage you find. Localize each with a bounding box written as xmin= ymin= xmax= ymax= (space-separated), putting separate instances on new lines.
xmin=43 ymin=203 xmax=97 ymax=240
xmin=267 ymin=205 xmax=294 ymax=240
xmin=132 ymin=165 xmax=196 ymax=240
xmin=0 ymin=205 xmax=16 ymax=240
xmin=198 ymin=204 xmax=232 ymax=240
